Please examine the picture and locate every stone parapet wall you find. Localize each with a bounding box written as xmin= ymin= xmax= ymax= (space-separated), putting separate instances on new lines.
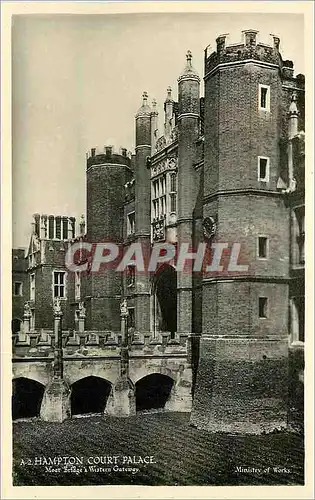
xmin=12 ymin=330 xmax=189 ymax=359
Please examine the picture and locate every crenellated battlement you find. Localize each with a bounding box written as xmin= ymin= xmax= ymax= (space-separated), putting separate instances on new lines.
xmin=204 ymin=30 xmax=286 ymax=78
xmin=86 ymin=145 xmax=132 ymax=169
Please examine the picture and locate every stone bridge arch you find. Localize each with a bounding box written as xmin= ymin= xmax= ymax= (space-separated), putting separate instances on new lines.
xmin=13 ymin=362 xmax=51 ymax=387
xmin=135 ymin=372 xmax=174 ymax=412
xmin=129 ymin=358 xmax=188 ymax=386
xmin=63 ymin=359 xmax=120 ymax=386
xmin=129 ymin=360 xmax=192 ymax=413
xmin=70 ymin=375 xmax=112 ymax=416
xmin=12 ymin=377 xmax=45 ymax=420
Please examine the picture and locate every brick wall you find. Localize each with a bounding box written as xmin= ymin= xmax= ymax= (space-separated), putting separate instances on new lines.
xmin=12 ymin=249 xmax=28 ymax=326
xmin=191 ymin=336 xmax=288 ymax=433
xmin=204 ymin=63 xmax=282 ymax=196
xmin=203 ymin=195 xmax=290 ymax=277
xmin=85 ymin=158 xmax=130 ymax=331
xmin=28 ymin=241 xmax=75 ymax=331
xmin=87 ymin=164 xmax=128 ymax=243
xmin=194 ymin=50 xmax=293 ymax=432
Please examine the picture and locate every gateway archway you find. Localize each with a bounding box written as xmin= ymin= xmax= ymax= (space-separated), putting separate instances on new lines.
xmin=153 ymin=265 xmax=177 ymax=337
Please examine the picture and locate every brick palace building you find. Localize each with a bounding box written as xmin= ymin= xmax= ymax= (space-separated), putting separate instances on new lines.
xmin=12 ymin=30 xmax=305 ymax=432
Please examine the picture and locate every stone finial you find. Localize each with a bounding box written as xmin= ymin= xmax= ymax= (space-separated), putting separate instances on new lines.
xmin=78 ymin=301 xmax=86 ymax=319
xmin=288 ymin=92 xmax=299 ymax=140
xmin=53 ymin=297 xmax=62 ymax=317
xmin=23 ymin=302 xmax=31 ymax=318
xmin=151 ymin=98 xmax=158 ymax=118
xmin=165 ymin=86 xmax=173 ymax=102
xmin=270 ymin=33 xmax=280 ymax=51
xmin=79 ymin=214 xmax=85 ymax=235
xmin=178 ymin=50 xmax=200 ymax=82
xmin=120 ymin=298 xmax=128 ymax=317
xmin=40 ymin=215 xmax=48 ymax=239
xmin=289 ymin=92 xmax=298 ymax=115
xmin=142 ymin=91 xmax=148 ymax=105
xmin=135 ymin=91 xmax=151 ymax=117
xmin=31 ymin=219 xmax=36 ymax=234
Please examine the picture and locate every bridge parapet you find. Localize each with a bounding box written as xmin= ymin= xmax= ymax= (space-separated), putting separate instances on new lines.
xmin=129 ymin=331 xmax=189 ymax=355
xmin=12 ymin=330 xmax=121 ymax=359
xmin=12 ymin=330 xmax=189 ymax=359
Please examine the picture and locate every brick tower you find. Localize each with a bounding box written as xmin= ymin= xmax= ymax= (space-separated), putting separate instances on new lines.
xmin=85 ymin=146 xmax=133 ymax=331
xmin=191 ymin=30 xmax=292 ymax=433
xmin=177 ymin=51 xmax=200 ymax=334
xmin=134 ymin=92 xmax=152 ymax=333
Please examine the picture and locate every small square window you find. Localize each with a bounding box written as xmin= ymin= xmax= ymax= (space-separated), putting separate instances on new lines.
xmin=260 ymin=88 xmax=267 ymax=108
xmin=259 ymin=159 xmax=267 ymax=178
xmin=258 ymin=157 xmax=270 ymax=182
xmin=259 ymin=297 xmax=268 ymax=318
xmin=259 ymin=85 xmax=270 ymax=111
xmin=258 ymin=237 xmax=268 ymax=259
xmin=14 ymin=282 xmax=23 ymax=296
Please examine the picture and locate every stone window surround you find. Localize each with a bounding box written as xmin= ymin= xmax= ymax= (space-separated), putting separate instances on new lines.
xmin=258 ymin=156 xmax=270 ymax=182
xmin=14 ymin=281 xmax=23 ymax=296
xmin=52 ymin=270 xmax=67 ymax=300
xmin=257 ymin=235 xmax=269 ymax=260
xmin=258 ymin=83 xmax=270 ymax=111
xmin=258 ymin=297 xmax=268 ymax=318
xmin=127 ymin=211 xmax=135 ymax=236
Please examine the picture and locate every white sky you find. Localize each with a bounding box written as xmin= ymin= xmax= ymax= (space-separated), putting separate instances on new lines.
xmin=12 ymin=12 xmax=304 ymax=248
